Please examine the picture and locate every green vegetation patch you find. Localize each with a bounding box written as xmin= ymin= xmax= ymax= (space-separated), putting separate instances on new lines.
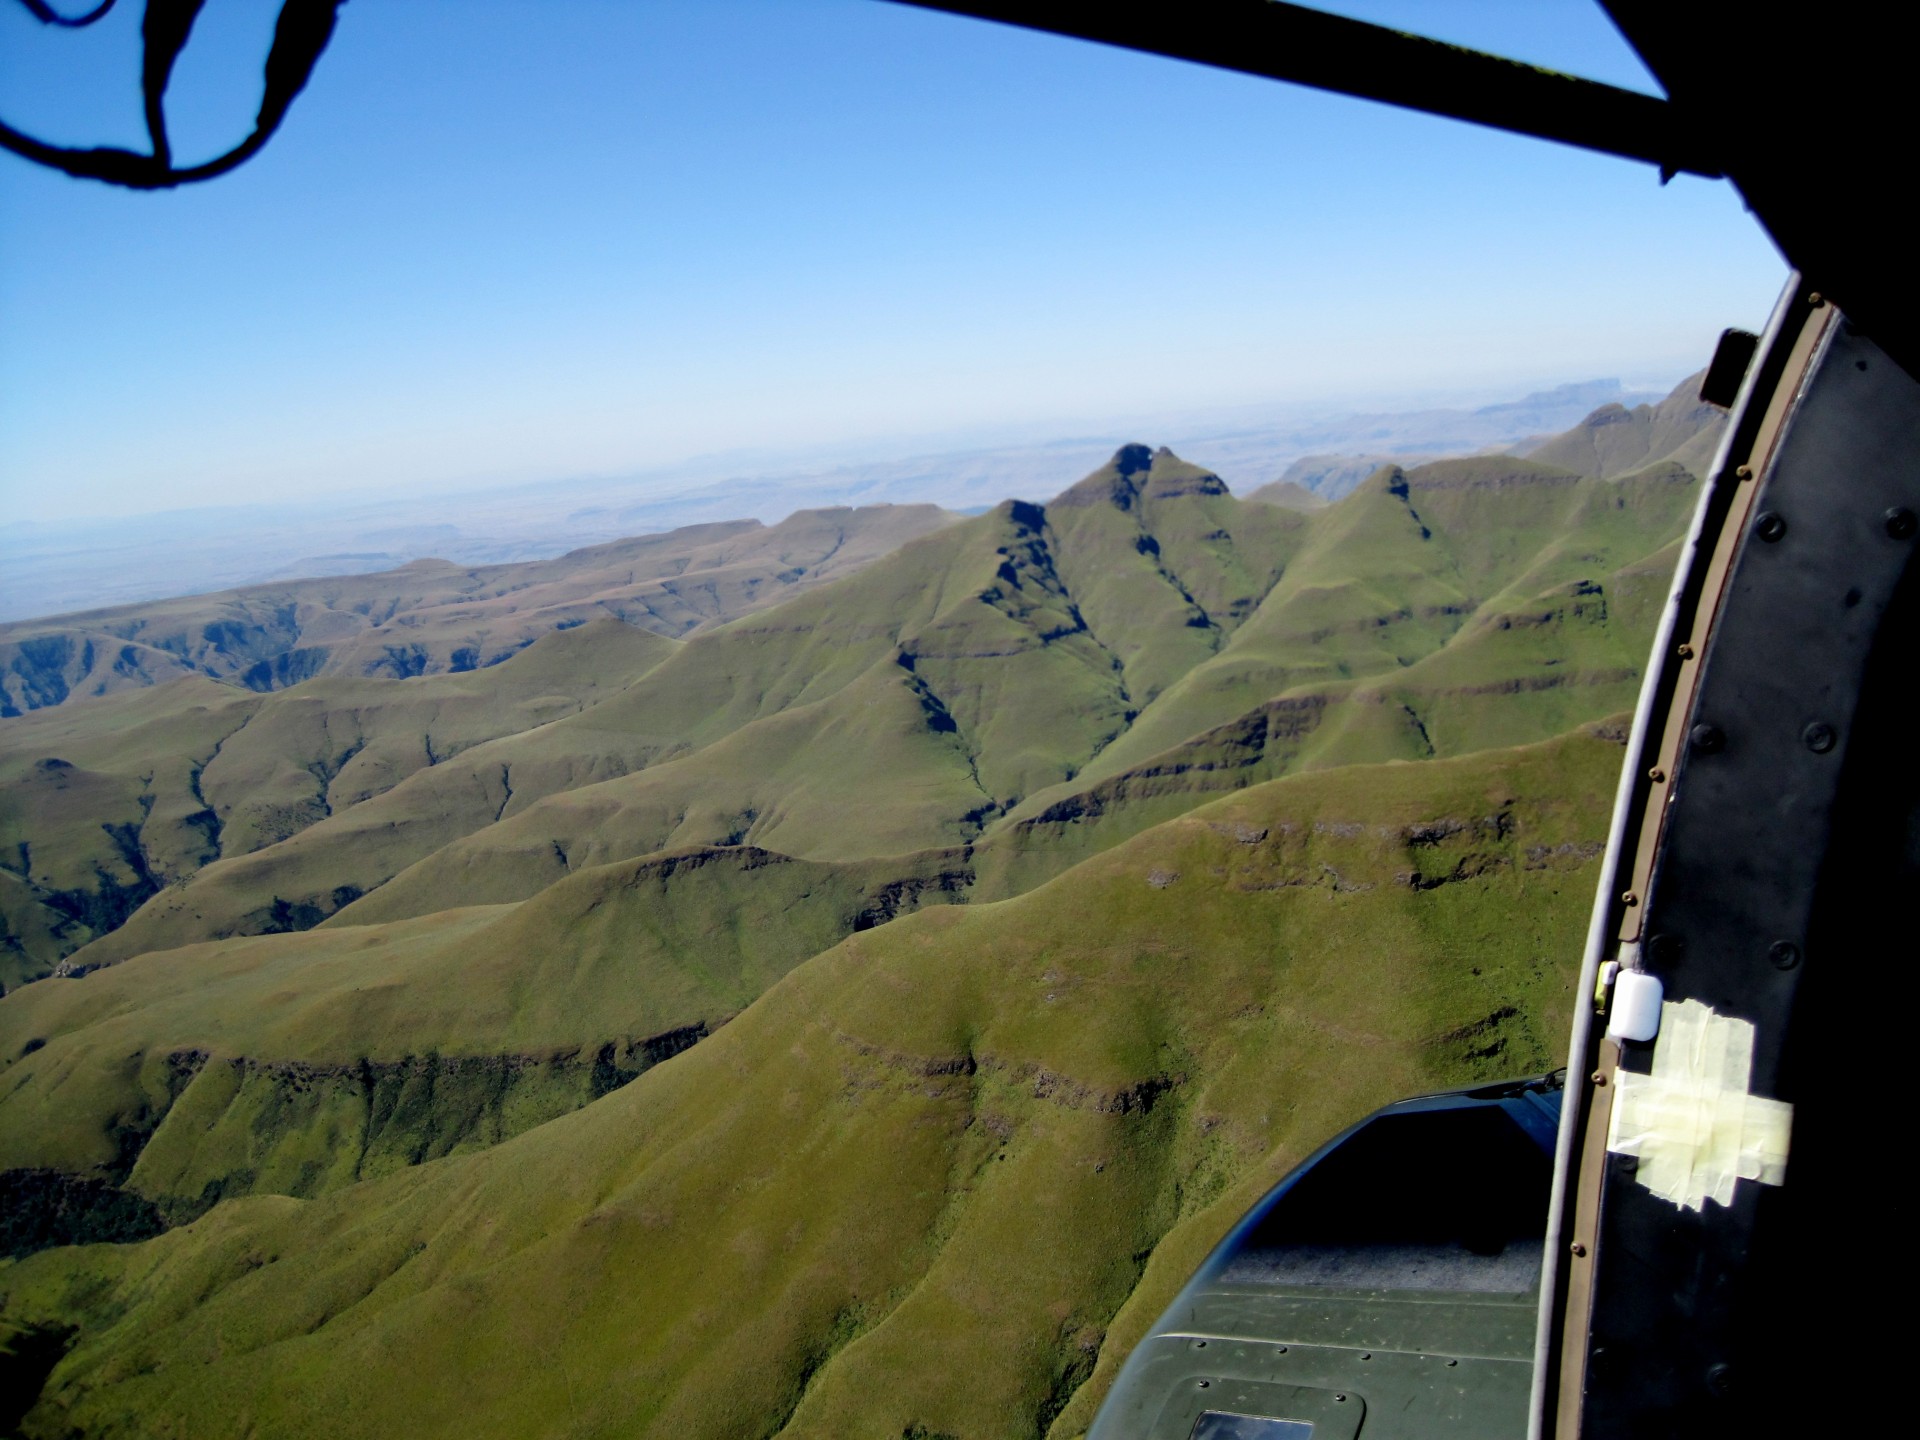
xmin=1 ymin=724 xmax=1622 ymax=1440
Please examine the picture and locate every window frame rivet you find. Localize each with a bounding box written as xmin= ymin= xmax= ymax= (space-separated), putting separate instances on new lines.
xmin=1803 ymin=721 xmax=1836 ymax=754
xmin=1756 ymin=511 xmax=1788 ymax=542
xmin=1886 ymin=506 xmax=1917 ymax=540
xmin=1770 ymin=940 xmax=1802 ymax=971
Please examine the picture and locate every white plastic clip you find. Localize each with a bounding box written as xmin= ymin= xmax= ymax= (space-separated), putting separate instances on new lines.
xmin=1607 ymin=969 xmax=1664 ymax=1043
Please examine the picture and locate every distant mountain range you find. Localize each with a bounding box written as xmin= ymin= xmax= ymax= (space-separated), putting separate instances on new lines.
xmin=0 ymin=377 xmax=1668 ymax=624
xmin=0 ymin=506 xmax=957 ymax=716
xmin=0 ymin=375 xmax=1721 ymax=1439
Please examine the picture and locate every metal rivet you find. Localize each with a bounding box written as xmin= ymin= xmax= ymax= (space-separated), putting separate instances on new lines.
xmin=1756 ymin=511 xmax=1787 ymax=542
xmin=1193 ymin=1340 xmax=1207 ymax=1349
xmin=1591 ymin=1071 xmax=1608 ymax=1087
xmin=1677 ymin=642 xmax=1695 ymax=659
xmin=1734 ymin=465 xmax=1753 ymax=482
xmin=1570 ymin=1241 xmax=1587 ymax=1257
xmin=1647 ymin=767 xmax=1666 ymax=783
xmin=1706 ymin=1362 xmax=1734 ymax=1397
xmin=1803 ymin=722 xmax=1836 ymax=754
xmin=1620 ymin=891 xmax=1638 ymax=906
xmin=1335 ymin=1395 xmax=1348 ymax=1403
xmin=1887 ymin=506 xmax=1917 ymax=540
xmin=1808 ymin=291 xmax=1825 ymax=306
xmin=1197 ymin=1379 xmax=1210 ymax=1388
xmin=1690 ymin=723 xmax=1724 ymax=754
xmin=1770 ymin=940 xmax=1802 ymax=971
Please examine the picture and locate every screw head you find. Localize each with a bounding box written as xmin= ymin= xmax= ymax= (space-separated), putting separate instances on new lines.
xmin=1887 ymin=506 xmax=1917 ymax=540
xmin=1677 ymin=642 xmax=1695 ymax=659
xmin=1647 ymin=767 xmax=1666 ymax=783
xmin=1803 ymin=721 xmax=1836 ymax=754
xmin=1734 ymin=465 xmax=1754 ymax=482
xmin=1770 ymin=940 xmax=1802 ymax=971
xmin=1756 ymin=511 xmax=1788 ymax=542
xmin=1690 ymin=723 xmax=1725 ymax=754
xmin=1570 ymin=1241 xmax=1587 ymax=1257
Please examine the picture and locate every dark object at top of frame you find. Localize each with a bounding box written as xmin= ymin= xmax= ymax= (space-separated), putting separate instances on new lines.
xmin=0 ymin=0 xmax=346 ymax=189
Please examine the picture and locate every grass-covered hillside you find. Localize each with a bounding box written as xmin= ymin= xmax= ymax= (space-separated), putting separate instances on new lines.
xmin=4 ymin=725 xmax=1623 ymax=1439
xmin=0 ymin=381 xmax=1718 ymax=1437
xmin=3 ymin=384 xmax=1710 ymax=986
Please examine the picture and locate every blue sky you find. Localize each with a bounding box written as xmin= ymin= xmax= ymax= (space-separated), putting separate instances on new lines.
xmin=0 ymin=0 xmax=1786 ymax=523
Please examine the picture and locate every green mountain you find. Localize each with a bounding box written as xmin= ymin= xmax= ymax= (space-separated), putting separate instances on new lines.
xmin=2 ymin=724 xmax=1620 ymax=1440
xmin=13 ymin=411 xmax=1702 ymax=983
xmin=0 ymin=620 xmax=678 ymax=987
xmin=1521 ymin=370 xmax=1719 ymax=478
xmin=0 ymin=379 xmax=1721 ymax=1437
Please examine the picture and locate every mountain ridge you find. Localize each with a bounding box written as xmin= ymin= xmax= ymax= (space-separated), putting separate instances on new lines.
xmin=2 ymin=381 xmax=1718 ymax=985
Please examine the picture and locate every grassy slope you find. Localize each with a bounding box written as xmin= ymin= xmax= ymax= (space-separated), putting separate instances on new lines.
xmin=195 ymin=617 xmax=679 ymax=856
xmin=62 ymin=437 xmax=1698 ymax=963
xmin=1523 ymin=372 xmax=1719 ymax=480
xmin=0 ymin=621 xmax=677 ymax=986
xmin=0 ymin=682 xmax=260 ymax=988
xmin=65 ymin=476 xmax=1270 ymax=958
xmin=1062 ymin=456 xmax=1695 ymax=786
xmin=0 ymin=505 xmax=956 ymax=715
xmin=0 ymin=844 xmax=969 ymax=1216
xmin=1 ymin=724 xmax=1623 ymax=1440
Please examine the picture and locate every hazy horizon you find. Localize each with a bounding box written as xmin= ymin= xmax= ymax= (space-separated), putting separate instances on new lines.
xmin=2 ymin=0 xmax=1784 ymax=528
xmin=0 ymin=368 xmax=1671 ymax=621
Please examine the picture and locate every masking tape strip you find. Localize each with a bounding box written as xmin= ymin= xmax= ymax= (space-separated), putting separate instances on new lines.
xmin=1605 ymin=998 xmax=1793 ymax=1212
